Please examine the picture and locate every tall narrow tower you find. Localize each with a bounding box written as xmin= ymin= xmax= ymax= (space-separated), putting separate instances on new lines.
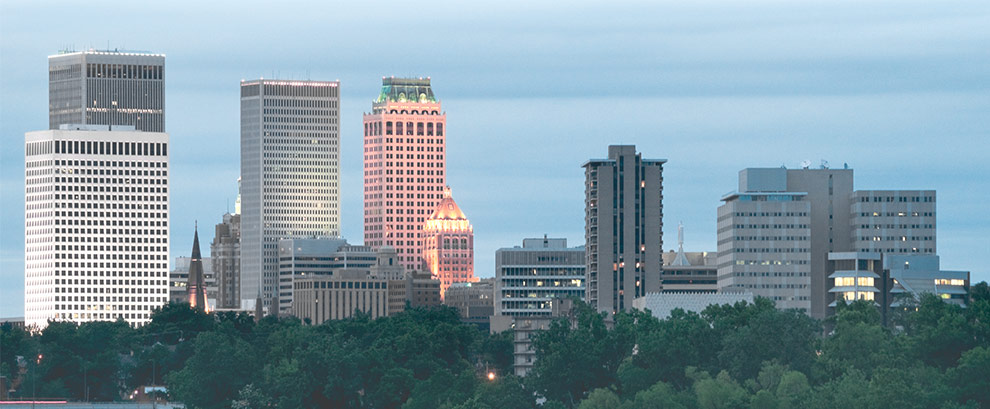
xmin=422 ymin=187 xmax=475 ymax=297
xmin=239 ymin=79 xmax=341 ymax=311
xmin=187 ymin=223 xmax=207 ymax=311
xmin=363 ymin=77 xmax=447 ymax=272
xmin=583 ymin=145 xmax=665 ymax=313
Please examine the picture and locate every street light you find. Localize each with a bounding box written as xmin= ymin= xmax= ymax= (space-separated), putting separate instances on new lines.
xmin=487 ymin=371 xmax=496 ymax=382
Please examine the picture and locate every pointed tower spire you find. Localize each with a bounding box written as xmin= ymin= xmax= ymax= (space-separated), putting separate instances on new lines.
xmin=671 ymin=222 xmax=690 ymax=266
xmin=188 ymin=223 xmax=207 ymax=311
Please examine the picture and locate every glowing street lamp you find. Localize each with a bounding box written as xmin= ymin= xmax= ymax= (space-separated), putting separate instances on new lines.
xmin=487 ymin=371 xmax=496 ymax=381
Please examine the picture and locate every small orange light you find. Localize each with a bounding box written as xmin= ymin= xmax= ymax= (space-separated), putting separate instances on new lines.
xmin=487 ymin=372 xmax=496 ymax=381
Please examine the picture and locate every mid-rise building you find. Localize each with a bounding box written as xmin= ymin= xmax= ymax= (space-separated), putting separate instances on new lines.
xmin=363 ymin=77 xmax=447 ymax=272
xmin=240 ymin=79 xmax=341 ymax=312
xmin=211 ymin=212 xmax=241 ymax=309
xmin=717 ymin=167 xmax=850 ymax=316
xmin=850 ymin=190 xmax=936 ymax=255
xmin=494 ymin=237 xmax=585 ymax=317
xmin=293 ymin=271 xmax=390 ymax=324
xmin=276 ymin=238 xmax=404 ymax=314
xmin=25 ymin=125 xmax=169 ymax=328
xmin=444 ymin=279 xmax=494 ymax=326
xmin=584 ymin=145 xmax=665 ymax=313
xmin=717 ymin=167 xmax=941 ymax=319
xmin=661 ymin=224 xmax=717 ymax=293
xmin=387 ymin=270 xmax=442 ymax=314
xmin=49 ymin=49 xmax=165 ymax=132
xmin=422 ymin=187 xmax=475 ymax=297
xmin=293 ymin=269 xmax=441 ymax=325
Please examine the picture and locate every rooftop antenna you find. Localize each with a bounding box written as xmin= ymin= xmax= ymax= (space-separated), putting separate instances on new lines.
xmin=800 ymin=160 xmax=811 ymax=169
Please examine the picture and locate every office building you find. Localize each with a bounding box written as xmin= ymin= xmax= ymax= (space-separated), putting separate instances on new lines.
xmin=25 ymin=125 xmax=169 ymax=328
xmin=583 ymin=145 xmax=665 ymax=313
xmin=387 ymin=270 xmax=442 ymax=314
xmin=211 ymin=212 xmax=241 ymax=309
xmin=494 ymin=237 xmax=585 ymax=317
xmin=661 ymin=224 xmax=717 ymax=293
xmin=49 ymin=49 xmax=165 ymax=132
xmin=276 ymin=238 xmax=404 ymax=314
xmin=444 ymin=279 xmax=494 ymax=326
xmin=293 ymin=269 xmax=441 ymax=325
xmin=717 ymin=166 xmax=941 ymax=319
xmin=293 ymin=271 xmax=390 ymax=324
xmin=850 ymin=190 xmax=936 ymax=255
xmin=363 ymin=77 xmax=447 ymax=272
xmin=717 ymin=167 xmax=850 ymax=316
xmin=422 ymin=187 xmax=475 ymax=297
xmin=240 ymin=79 xmax=341 ymax=312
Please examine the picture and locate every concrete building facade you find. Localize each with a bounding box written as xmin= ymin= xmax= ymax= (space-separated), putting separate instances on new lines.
xmin=276 ymin=238 xmax=403 ymax=315
xmin=494 ymin=237 xmax=585 ymax=317
xmin=49 ymin=49 xmax=165 ymax=132
xmin=211 ymin=212 xmax=241 ymax=309
xmin=25 ymin=126 xmax=169 ymax=328
xmin=239 ymin=79 xmax=341 ymax=312
xmin=363 ymin=77 xmax=447 ymax=272
xmin=584 ymin=145 xmax=665 ymax=313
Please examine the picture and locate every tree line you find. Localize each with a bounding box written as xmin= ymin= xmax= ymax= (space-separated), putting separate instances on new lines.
xmin=1 ymin=281 xmax=987 ymax=409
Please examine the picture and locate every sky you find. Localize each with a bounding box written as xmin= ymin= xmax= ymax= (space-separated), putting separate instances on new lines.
xmin=1 ymin=0 xmax=988 ymax=317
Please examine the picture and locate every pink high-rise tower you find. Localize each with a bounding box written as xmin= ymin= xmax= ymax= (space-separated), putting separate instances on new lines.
xmin=423 ymin=187 xmax=475 ymax=298
xmin=363 ymin=77 xmax=446 ymax=272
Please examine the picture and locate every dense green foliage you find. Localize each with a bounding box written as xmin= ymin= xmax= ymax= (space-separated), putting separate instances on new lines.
xmin=1 ymin=283 xmax=987 ymax=408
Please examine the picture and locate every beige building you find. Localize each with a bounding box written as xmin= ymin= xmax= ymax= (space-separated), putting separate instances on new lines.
xmin=388 ymin=270 xmax=442 ymax=314
xmin=444 ymin=278 xmax=494 ymax=325
xmin=584 ymin=145 xmax=665 ymax=313
xmin=293 ymin=271 xmax=390 ymax=324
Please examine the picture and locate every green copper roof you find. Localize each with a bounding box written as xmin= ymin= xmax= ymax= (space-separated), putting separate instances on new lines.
xmin=376 ymin=77 xmax=437 ymax=103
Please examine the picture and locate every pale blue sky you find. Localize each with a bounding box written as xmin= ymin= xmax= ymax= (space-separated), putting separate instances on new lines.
xmin=1 ymin=0 xmax=988 ymax=317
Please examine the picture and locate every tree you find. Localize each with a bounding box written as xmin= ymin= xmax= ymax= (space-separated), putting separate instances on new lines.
xmin=166 ymin=329 xmax=257 ymax=409
xmin=692 ymin=370 xmax=749 ymax=409
xmin=946 ymin=346 xmax=990 ymax=407
xmin=906 ymin=294 xmax=974 ymax=368
xmin=716 ymin=305 xmax=820 ymax=380
xmin=621 ymin=381 xmax=695 ymax=409
xmin=528 ymin=301 xmax=632 ymax=407
xmin=577 ymin=388 xmax=621 ymax=409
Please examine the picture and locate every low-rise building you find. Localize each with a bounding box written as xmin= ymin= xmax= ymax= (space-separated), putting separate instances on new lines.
xmin=632 ymin=292 xmax=754 ymax=319
xmin=388 ymin=271 xmax=442 ymax=314
xmin=662 ymin=225 xmax=717 ymax=293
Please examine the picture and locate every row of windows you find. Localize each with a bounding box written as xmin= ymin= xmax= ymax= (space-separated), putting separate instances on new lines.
xmin=733 ymin=224 xmax=809 ymax=229
xmin=734 ymin=248 xmax=810 ymax=253
xmin=858 ymin=211 xmax=934 ymax=217
xmin=365 ymin=121 xmax=445 ymax=137
xmin=733 ymin=236 xmax=809 ymax=241
xmin=733 ymin=272 xmax=809 ymax=277
xmin=52 ymin=140 xmax=167 ymax=156
xmin=859 ymin=236 xmax=934 ymax=241
xmin=734 ymin=212 xmax=808 ymax=217
xmin=858 ymin=196 xmax=934 ymax=203
xmin=858 ymin=224 xmax=934 ymax=229
xmin=86 ymin=63 xmax=162 ymax=80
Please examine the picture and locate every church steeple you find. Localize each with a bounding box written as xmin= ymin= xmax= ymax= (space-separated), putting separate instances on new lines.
xmin=188 ymin=222 xmax=208 ymax=311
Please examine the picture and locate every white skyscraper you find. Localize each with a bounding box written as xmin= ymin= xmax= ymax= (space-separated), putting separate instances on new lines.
xmin=239 ymin=79 xmax=341 ymax=311
xmin=25 ymin=125 xmax=170 ymax=328
xmin=49 ymin=49 xmax=165 ymax=132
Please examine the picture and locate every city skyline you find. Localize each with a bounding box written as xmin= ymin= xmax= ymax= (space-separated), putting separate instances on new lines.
xmin=3 ymin=0 xmax=989 ymax=317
